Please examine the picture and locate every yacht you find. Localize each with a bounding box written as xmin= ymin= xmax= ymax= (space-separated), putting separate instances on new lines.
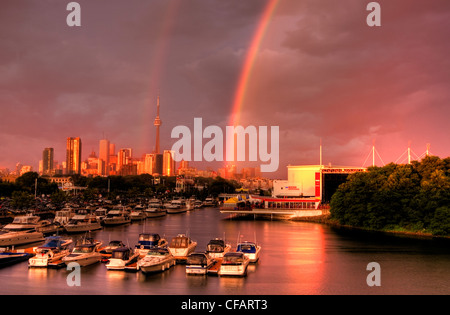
xmin=218 ymin=252 xmax=250 ymax=277
xmin=64 ymin=214 xmax=102 ymax=233
xmin=144 ymin=199 xmax=166 ymax=218
xmin=94 ymin=208 xmax=108 ymax=224
xmin=185 ymin=252 xmax=215 ymax=275
xmin=54 ymin=207 xmax=75 ymax=226
xmin=166 ymin=199 xmax=188 ymax=214
xmin=0 ymin=216 xmax=45 ymax=247
xmin=62 ymin=238 xmax=103 ymax=267
xmin=28 ymin=236 xmax=73 ymax=268
xmin=168 ymin=234 xmax=197 ymax=261
xmin=138 ymin=248 xmax=176 ymax=274
xmin=105 ymin=247 xmax=140 ymax=271
xmin=206 ymin=238 xmax=231 ymax=259
xmin=237 ymin=241 xmax=261 ymax=263
xmin=103 ymin=208 xmax=131 ymax=226
xmin=134 ymin=233 xmax=168 ymax=256
xmin=130 ymin=205 xmax=146 ymax=221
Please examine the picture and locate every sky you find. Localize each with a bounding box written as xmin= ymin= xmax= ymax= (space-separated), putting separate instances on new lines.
xmin=1 ymin=0 xmax=449 ymax=179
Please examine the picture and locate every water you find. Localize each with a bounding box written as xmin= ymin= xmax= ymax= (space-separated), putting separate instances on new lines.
xmin=1 ymin=207 xmax=449 ymax=295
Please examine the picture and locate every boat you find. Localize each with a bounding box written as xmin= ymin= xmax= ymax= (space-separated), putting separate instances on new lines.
xmin=185 ymin=252 xmax=215 ymax=275
xmin=103 ymin=208 xmax=131 ymax=226
xmin=64 ymin=214 xmax=102 ymax=233
xmin=134 ymin=233 xmax=168 ymax=256
xmin=105 ymin=247 xmax=140 ymax=271
xmin=166 ymin=199 xmax=188 ymax=214
xmin=62 ymin=238 xmax=103 ymax=267
xmin=144 ymin=199 xmax=166 ymax=218
xmin=99 ymin=240 xmax=126 ymax=261
xmin=0 ymin=248 xmax=34 ymax=268
xmin=94 ymin=208 xmax=108 ymax=224
xmin=237 ymin=241 xmax=261 ymax=263
xmin=54 ymin=207 xmax=75 ymax=226
xmin=28 ymin=236 xmax=73 ymax=268
xmin=206 ymin=238 xmax=231 ymax=259
xmin=203 ymin=197 xmax=216 ymax=207
xmin=0 ymin=216 xmax=45 ymax=247
xmin=168 ymin=234 xmax=197 ymax=261
xmin=130 ymin=205 xmax=146 ymax=221
xmin=218 ymin=252 xmax=250 ymax=277
xmin=137 ymin=248 xmax=176 ymax=274
xmin=194 ymin=200 xmax=204 ymax=209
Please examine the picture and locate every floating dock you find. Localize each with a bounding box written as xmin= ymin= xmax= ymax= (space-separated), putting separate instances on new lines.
xmin=207 ymin=258 xmax=222 ymax=276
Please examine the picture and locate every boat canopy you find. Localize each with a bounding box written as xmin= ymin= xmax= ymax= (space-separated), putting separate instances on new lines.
xmin=40 ymin=236 xmax=67 ymax=248
xmin=170 ymin=236 xmax=191 ymax=248
xmin=111 ymin=247 xmax=131 ymax=260
xmin=146 ymin=248 xmax=170 ymax=256
xmin=207 ymin=239 xmax=225 ymax=252
xmin=237 ymin=242 xmax=257 ymax=253
xmin=137 ymin=233 xmax=161 ymax=247
xmin=222 ymin=252 xmax=245 ymax=265
xmin=186 ymin=253 xmax=208 ymax=266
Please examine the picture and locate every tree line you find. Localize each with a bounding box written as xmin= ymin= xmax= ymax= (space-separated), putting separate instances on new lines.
xmin=330 ymin=156 xmax=450 ymax=236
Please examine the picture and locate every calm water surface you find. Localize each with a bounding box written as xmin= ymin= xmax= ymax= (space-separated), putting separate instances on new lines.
xmin=1 ymin=207 xmax=449 ymax=295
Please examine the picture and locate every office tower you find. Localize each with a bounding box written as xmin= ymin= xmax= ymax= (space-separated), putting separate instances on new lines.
xmin=99 ymin=139 xmax=110 ymax=175
xmin=154 ymin=94 xmax=162 ymax=154
xmin=144 ymin=154 xmax=155 ymax=174
xmin=163 ymin=150 xmax=176 ymax=176
xmin=117 ymin=148 xmax=132 ymax=172
xmin=66 ymin=137 xmax=82 ymax=175
xmin=42 ymin=147 xmax=54 ymax=175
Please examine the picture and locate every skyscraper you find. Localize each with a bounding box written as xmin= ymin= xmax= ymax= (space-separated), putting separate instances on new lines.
xmin=154 ymin=94 xmax=162 ymax=154
xmin=163 ymin=150 xmax=176 ymax=176
xmin=99 ymin=139 xmax=110 ymax=175
xmin=66 ymin=137 xmax=82 ymax=175
xmin=42 ymin=147 xmax=54 ymax=175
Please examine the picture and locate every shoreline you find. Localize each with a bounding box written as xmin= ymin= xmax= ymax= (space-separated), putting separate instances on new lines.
xmin=291 ymin=214 xmax=450 ymax=241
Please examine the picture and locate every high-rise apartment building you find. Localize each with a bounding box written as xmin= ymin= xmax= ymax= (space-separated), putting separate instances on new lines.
xmin=66 ymin=137 xmax=82 ymax=175
xmin=42 ymin=147 xmax=54 ymax=175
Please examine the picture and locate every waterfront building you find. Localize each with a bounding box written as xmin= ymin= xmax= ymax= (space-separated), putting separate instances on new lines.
xmin=66 ymin=137 xmax=82 ymax=175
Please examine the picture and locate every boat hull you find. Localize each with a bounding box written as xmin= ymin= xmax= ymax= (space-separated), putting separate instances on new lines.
xmin=64 ymin=223 xmax=102 ymax=233
xmin=63 ymin=253 xmax=102 ymax=267
xmin=139 ymin=258 xmax=175 ymax=274
xmin=0 ymin=252 xmax=34 ymax=268
xmin=0 ymin=231 xmax=45 ymax=247
xmin=102 ymin=218 xmax=131 ymax=226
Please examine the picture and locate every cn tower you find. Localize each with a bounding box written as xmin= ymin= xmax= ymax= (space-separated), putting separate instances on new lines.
xmin=154 ymin=94 xmax=162 ymax=154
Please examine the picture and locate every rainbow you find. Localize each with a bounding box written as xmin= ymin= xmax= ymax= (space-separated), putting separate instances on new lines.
xmin=228 ymin=0 xmax=280 ymax=127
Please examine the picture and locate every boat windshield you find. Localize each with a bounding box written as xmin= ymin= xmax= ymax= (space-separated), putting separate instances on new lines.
xmin=147 ymin=249 xmax=168 ymax=256
xmin=237 ymin=243 xmax=256 ymax=253
xmin=186 ymin=254 xmax=206 ymax=265
xmin=222 ymin=254 xmax=245 ymax=265
xmin=170 ymin=237 xmax=189 ymax=248
xmin=207 ymin=244 xmax=224 ymax=252
xmin=73 ymin=246 xmax=94 ymax=254
xmin=112 ymin=249 xmax=130 ymax=260
xmin=139 ymin=234 xmax=160 ymax=242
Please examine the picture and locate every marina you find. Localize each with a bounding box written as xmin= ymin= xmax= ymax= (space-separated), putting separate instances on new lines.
xmin=0 ymin=205 xmax=449 ymax=295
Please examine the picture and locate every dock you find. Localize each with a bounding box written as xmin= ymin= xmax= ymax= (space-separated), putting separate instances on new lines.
xmin=207 ymin=258 xmax=222 ymax=276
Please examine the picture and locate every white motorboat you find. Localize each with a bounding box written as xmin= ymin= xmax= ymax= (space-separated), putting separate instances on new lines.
xmin=99 ymin=240 xmax=126 ymax=261
xmin=218 ymin=252 xmax=250 ymax=277
xmin=28 ymin=236 xmax=73 ymax=268
xmin=105 ymin=247 xmax=140 ymax=271
xmin=194 ymin=200 xmax=204 ymax=209
xmin=94 ymin=208 xmax=108 ymax=224
xmin=130 ymin=205 xmax=146 ymax=221
xmin=134 ymin=233 xmax=168 ymax=256
xmin=168 ymin=234 xmax=197 ymax=261
xmin=0 ymin=216 xmax=45 ymax=247
xmin=103 ymin=208 xmax=131 ymax=226
xmin=203 ymin=197 xmax=216 ymax=207
xmin=64 ymin=214 xmax=102 ymax=233
xmin=138 ymin=248 xmax=176 ymax=274
xmin=54 ymin=208 xmax=75 ymax=226
xmin=166 ymin=199 xmax=188 ymax=214
xmin=186 ymin=252 xmax=215 ymax=275
xmin=62 ymin=238 xmax=103 ymax=267
xmin=206 ymin=238 xmax=231 ymax=259
xmin=144 ymin=200 xmax=166 ymax=218
xmin=237 ymin=241 xmax=261 ymax=263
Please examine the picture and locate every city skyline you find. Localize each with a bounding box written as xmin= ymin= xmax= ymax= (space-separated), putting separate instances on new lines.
xmin=1 ymin=1 xmax=449 ymax=179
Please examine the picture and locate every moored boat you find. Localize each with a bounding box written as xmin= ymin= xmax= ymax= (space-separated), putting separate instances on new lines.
xmin=144 ymin=200 xmax=166 ymax=218
xmin=237 ymin=241 xmax=261 ymax=263
xmin=206 ymin=238 xmax=231 ymax=259
xmin=138 ymin=248 xmax=176 ymax=274
xmin=0 ymin=249 xmax=34 ymax=268
xmin=218 ymin=252 xmax=250 ymax=277
xmin=168 ymin=234 xmax=197 ymax=261
xmin=62 ymin=237 xmax=103 ymax=267
xmin=28 ymin=236 xmax=73 ymax=268
xmin=103 ymin=208 xmax=131 ymax=226
xmin=64 ymin=214 xmax=102 ymax=233
xmin=134 ymin=233 xmax=168 ymax=256
xmin=0 ymin=215 xmax=45 ymax=247
xmin=105 ymin=247 xmax=140 ymax=271
xmin=130 ymin=206 xmax=146 ymax=221
xmin=186 ymin=252 xmax=215 ymax=275
xmin=166 ymin=199 xmax=188 ymax=214
xmin=99 ymin=240 xmax=126 ymax=261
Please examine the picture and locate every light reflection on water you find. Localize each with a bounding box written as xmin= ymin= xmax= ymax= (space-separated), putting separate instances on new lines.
xmin=1 ymin=208 xmax=449 ymax=295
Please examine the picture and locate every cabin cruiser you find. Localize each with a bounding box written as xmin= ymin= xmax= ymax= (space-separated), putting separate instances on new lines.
xmin=28 ymin=236 xmax=73 ymax=268
xmin=0 ymin=216 xmax=45 ymax=247
xmin=130 ymin=205 xmax=146 ymax=221
xmin=203 ymin=197 xmax=216 ymax=207
xmin=218 ymin=252 xmax=250 ymax=277
xmin=62 ymin=238 xmax=103 ymax=267
xmin=103 ymin=208 xmax=131 ymax=226
xmin=54 ymin=208 xmax=75 ymax=226
xmin=166 ymin=199 xmax=188 ymax=214
xmin=94 ymin=208 xmax=108 ymax=224
xmin=64 ymin=214 xmax=102 ymax=233
xmin=105 ymin=247 xmax=140 ymax=271
xmin=99 ymin=240 xmax=126 ymax=261
xmin=206 ymin=238 xmax=231 ymax=259
xmin=237 ymin=241 xmax=261 ymax=263
xmin=138 ymin=248 xmax=176 ymax=274
xmin=144 ymin=199 xmax=166 ymax=218
xmin=168 ymin=234 xmax=197 ymax=261
xmin=186 ymin=252 xmax=215 ymax=275
xmin=134 ymin=233 xmax=168 ymax=256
